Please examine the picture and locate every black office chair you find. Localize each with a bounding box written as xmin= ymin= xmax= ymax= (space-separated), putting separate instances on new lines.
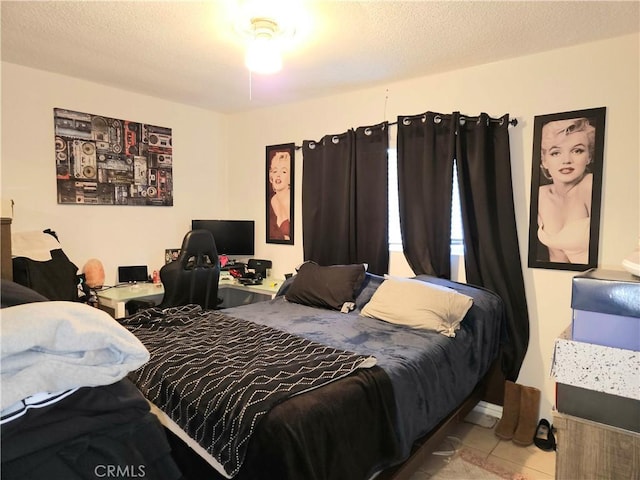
xmin=126 ymin=230 xmax=221 ymax=314
xmin=158 ymin=229 xmax=221 ymax=310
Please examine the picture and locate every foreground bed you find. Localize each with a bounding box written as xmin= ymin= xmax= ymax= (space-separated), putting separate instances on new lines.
xmin=119 ymin=268 xmax=505 ymax=480
xmin=0 ymin=280 xmax=181 ymax=480
xmin=1 ymin=378 xmax=181 ymax=480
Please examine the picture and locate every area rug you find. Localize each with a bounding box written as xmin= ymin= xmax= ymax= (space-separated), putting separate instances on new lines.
xmin=431 ymin=448 xmax=531 ymax=480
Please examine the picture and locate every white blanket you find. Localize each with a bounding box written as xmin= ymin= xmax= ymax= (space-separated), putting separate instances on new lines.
xmin=0 ymin=301 xmax=149 ymax=409
xmin=11 ymin=230 xmax=63 ymax=261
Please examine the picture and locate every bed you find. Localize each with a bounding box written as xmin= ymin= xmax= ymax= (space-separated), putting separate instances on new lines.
xmin=0 ymin=280 xmax=182 ymax=480
xmin=118 ymin=262 xmax=506 ymax=480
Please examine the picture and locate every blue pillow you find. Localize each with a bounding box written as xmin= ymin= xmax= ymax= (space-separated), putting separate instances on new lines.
xmin=353 ymin=273 xmax=385 ymax=310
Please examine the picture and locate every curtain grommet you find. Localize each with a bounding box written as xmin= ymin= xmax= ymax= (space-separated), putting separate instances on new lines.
xmin=402 ymin=117 xmax=412 ymax=126
xmin=364 ymin=127 xmax=372 ymax=136
xmin=332 ymin=135 xmax=340 ymax=144
xmin=433 ymin=115 xmax=442 ymax=124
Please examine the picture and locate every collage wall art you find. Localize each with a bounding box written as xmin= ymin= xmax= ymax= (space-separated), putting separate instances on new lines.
xmin=54 ymin=108 xmax=173 ymax=206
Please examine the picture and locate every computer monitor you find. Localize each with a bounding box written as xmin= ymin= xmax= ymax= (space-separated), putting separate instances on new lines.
xmin=118 ymin=265 xmax=149 ymax=283
xmin=191 ymin=220 xmax=255 ymax=257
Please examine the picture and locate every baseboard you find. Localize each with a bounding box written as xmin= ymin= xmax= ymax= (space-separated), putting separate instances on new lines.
xmin=472 ymin=401 xmax=502 ymax=419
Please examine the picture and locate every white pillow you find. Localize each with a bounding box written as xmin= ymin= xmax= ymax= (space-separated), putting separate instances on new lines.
xmin=360 ymin=276 xmax=473 ymax=337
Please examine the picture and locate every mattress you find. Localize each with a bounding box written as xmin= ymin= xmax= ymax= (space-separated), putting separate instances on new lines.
xmin=122 ymin=274 xmax=504 ymax=479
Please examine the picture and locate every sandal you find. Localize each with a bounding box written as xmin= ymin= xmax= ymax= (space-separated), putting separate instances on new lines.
xmin=533 ymin=418 xmax=556 ymax=451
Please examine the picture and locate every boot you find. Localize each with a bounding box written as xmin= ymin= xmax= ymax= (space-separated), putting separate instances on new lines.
xmin=495 ymin=381 xmax=521 ymax=440
xmin=513 ymin=385 xmax=541 ymax=446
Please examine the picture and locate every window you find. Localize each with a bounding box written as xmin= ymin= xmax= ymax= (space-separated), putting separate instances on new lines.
xmin=388 ymin=148 xmax=402 ymax=249
xmin=450 ymin=161 xmax=465 ymax=255
xmin=388 ymin=148 xmax=464 ymax=254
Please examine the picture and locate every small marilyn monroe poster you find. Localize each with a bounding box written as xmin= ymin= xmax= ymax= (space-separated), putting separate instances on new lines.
xmin=265 ymin=143 xmax=295 ymax=245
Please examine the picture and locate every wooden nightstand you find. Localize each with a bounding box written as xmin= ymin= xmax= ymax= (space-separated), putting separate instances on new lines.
xmin=554 ymin=412 xmax=639 ymax=479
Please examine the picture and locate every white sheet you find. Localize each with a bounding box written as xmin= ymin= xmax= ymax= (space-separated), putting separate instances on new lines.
xmin=148 ymin=401 xmax=231 ymax=479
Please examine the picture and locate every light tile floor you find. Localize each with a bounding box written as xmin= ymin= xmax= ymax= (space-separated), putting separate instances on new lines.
xmin=409 ymin=419 xmax=556 ymax=480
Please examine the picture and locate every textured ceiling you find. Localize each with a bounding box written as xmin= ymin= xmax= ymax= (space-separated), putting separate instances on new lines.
xmin=2 ymin=1 xmax=639 ymax=113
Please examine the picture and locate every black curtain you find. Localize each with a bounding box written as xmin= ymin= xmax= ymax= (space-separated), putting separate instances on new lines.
xmin=302 ymin=123 xmax=389 ymax=274
xmin=302 ymin=130 xmax=354 ymax=266
xmin=396 ymin=111 xmax=529 ymax=381
xmin=456 ymin=112 xmax=529 ymax=381
xmin=354 ymin=124 xmax=389 ymax=274
xmin=397 ymin=112 xmax=454 ymax=278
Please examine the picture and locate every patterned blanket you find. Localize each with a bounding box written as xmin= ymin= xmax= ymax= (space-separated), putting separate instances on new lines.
xmin=120 ymin=305 xmax=376 ymax=477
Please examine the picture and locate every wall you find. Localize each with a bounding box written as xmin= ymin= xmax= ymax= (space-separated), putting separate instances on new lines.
xmin=225 ymin=33 xmax=640 ymax=420
xmin=1 ymin=62 xmax=231 ymax=285
xmin=1 ymin=34 xmax=638 ymax=421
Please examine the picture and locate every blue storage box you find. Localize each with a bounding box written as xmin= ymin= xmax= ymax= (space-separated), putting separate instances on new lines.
xmin=572 ymin=310 xmax=639 ymax=351
xmin=571 ymin=269 xmax=640 ymax=351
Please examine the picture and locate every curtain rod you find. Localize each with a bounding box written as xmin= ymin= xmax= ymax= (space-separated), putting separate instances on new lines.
xmin=388 ymin=114 xmax=518 ymax=127
xmin=294 ymin=114 xmax=518 ymax=149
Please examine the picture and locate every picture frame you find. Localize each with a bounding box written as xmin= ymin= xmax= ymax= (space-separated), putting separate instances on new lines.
xmin=527 ymin=107 xmax=606 ymax=271
xmin=54 ymin=108 xmax=173 ymax=206
xmin=265 ymin=143 xmax=295 ymax=245
xmin=165 ymin=248 xmax=180 ymax=264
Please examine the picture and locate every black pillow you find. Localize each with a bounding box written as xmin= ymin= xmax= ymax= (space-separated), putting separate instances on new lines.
xmin=1 ymin=280 xmax=49 ymax=308
xmin=285 ymin=261 xmax=366 ymax=310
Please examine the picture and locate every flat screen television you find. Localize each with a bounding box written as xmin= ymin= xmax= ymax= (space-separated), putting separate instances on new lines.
xmin=191 ymin=219 xmax=255 ymax=257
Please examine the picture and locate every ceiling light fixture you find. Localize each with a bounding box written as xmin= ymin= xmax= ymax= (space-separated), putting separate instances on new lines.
xmin=232 ymin=0 xmax=307 ymax=81
xmin=244 ymin=17 xmax=284 ymax=75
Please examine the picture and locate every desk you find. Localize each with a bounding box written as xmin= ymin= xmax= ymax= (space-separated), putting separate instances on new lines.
xmin=97 ymin=283 xmax=165 ymax=319
xmin=218 ymin=277 xmax=281 ymax=309
xmin=98 ymin=278 xmax=282 ymax=319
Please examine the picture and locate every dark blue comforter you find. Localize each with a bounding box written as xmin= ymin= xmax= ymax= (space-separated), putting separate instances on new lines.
xmin=222 ymin=274 xmax=504 ymax=461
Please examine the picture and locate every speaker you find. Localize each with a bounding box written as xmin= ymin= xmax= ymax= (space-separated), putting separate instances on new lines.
xmin=247 ymin=259 xmax=272 ymax=278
